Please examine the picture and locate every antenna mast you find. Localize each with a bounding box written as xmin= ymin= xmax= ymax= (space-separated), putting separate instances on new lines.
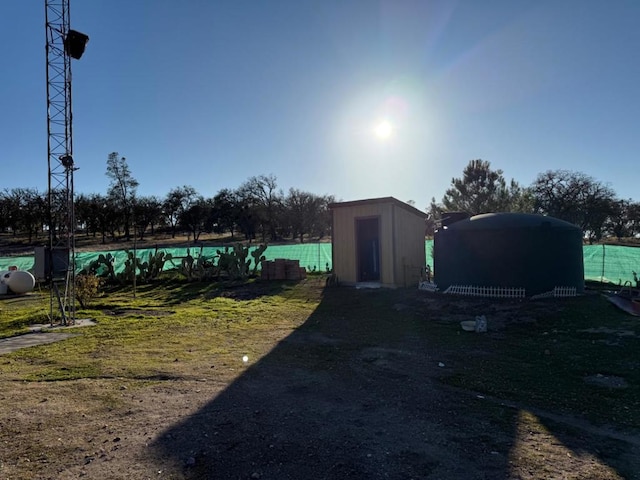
xmin=44 ymin=0 xmax=87 ymax=324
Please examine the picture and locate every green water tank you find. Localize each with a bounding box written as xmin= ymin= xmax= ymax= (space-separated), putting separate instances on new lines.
xmin=434 ymin=213 xmax=584 ymax=295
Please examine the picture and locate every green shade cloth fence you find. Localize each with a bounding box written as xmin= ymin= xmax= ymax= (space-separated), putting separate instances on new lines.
xmin=0 ymin=244 xmax=334 ymax=276
xmin=582 ymin=244 xmax=640 ymax=285
xmin=1 ymin=242 xmax=638 ymax=285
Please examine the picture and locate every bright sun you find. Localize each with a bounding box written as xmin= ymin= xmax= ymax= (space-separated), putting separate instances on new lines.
xmin=374 ymin=120 xmax=393 ymax=139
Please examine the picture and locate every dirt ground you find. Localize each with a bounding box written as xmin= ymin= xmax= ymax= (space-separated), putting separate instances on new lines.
xmin=1 ymin=285 xmax=639 ymax=479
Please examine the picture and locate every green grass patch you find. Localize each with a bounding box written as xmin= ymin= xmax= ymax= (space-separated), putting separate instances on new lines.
xmin=0 ymin=278 xmax=320 ymax=382
xmin=0 ymin=292 xmax=51 ymax=338
xmin=1 ymin=279 xmax=639 ymax=432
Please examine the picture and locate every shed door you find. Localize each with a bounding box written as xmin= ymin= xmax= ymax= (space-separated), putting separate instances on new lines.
xmin=356 ymin=217 xmax=380 ymax=282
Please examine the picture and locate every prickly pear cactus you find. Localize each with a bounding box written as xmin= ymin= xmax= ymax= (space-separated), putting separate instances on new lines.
xmin=180 ymin=249 xmax=195 ymax=281
xmin=216 ymin=243 xmax=262 ymax=280
xmin=233 ymin=244 xmax=251 ymax=277
xmin=145 ymin=250 xmax=172 ymax=281
xmin=250 ymin=244 xmax=268 ymax=275
xmin=82 ymin=252 xmax=116 ymax=282
xmin=119 ymin=250 xmax=144 ymax=284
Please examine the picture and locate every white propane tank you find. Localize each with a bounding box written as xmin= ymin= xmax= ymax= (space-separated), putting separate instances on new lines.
xmin=4 ymin=270 xmax=36 ymax=294
xmin=0 ymin=271 xmax=9 ymax=295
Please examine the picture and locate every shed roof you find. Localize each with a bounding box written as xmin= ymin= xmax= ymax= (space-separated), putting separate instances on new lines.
xmin=445 ymin=212 xmax=580 ymax=231
xmin=329 ymin=197 xmax=427 ymax=218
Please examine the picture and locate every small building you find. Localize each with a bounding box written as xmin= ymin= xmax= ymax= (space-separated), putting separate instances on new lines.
xmin=330 ymin=197 xmax=427 ymax=287
xmin=434 ymin=212 xmax=584 ymax=295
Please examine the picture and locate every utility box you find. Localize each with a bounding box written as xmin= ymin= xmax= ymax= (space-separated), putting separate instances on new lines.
xmin=34 ymin=247 xmax=70 ymax=281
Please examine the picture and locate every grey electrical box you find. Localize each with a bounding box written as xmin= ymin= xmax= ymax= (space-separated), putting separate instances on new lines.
xmin=34 ymin=247 xmax=69 ymax=281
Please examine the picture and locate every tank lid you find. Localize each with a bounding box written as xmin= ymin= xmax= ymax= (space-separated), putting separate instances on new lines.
xmin=445 ymin=212 xmax=580 ymax=231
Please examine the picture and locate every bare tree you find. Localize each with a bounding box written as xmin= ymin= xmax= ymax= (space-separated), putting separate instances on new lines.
xmin=163 ymin=186 xmax=198 ymax=238
xmin=133 ymin=195 xmax=164 ymax=240
xmin=106 ymin=152 xmax=139 ymax=240
xmin=531 ymin=170 xmax=617 ymax=242
xmin=179 ymin=196 xmax=212 ymax=241
xmin=236 ymin=174 xmax=283 ymax=242
xmin=284 ymin=189 xmax=325 ymax=243
xmin=211 ymin=188 xmax=239 ymax=238
xmin=0 ymin=188 xmax=47 ymax=241
xmin=20 ymin=189 xmax=46 ymax=243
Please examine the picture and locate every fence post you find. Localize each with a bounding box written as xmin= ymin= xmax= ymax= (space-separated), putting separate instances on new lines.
xmin=601 ymin=243 xmax=605 ymax=284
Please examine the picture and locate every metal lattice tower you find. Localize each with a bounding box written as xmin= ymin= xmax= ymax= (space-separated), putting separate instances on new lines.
xmin=45 ymin=0 xmax=87 ymax=324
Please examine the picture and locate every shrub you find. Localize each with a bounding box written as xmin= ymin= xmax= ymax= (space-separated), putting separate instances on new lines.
xmin=75 ymin=274 xmax=102 ymax=309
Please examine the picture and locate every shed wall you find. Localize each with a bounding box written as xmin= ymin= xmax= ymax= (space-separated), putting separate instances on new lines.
xmin=332 ymin=203 xmax=395 ymax=285
xmin=392 ymin=205 xmax=427 ymax=286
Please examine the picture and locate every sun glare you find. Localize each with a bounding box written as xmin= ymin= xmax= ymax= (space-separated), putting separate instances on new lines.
xmin=374 ymin=120 xmax=393 ymax=139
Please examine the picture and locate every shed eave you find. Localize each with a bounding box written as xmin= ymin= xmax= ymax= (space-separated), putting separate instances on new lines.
xmin=329 ymin=196 xmax=427 ymax=219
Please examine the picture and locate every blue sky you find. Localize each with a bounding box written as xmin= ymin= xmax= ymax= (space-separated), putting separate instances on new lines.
xmin=4 ymin=1 xmax=640 ymax=210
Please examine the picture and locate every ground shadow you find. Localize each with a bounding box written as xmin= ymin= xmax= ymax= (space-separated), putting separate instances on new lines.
xmin=161 ymin=278 xmax=291 ymax=306
xmin=97 ymin=278 xmax=291 ymax=307
xmin=150 ymin=285 xmax=638 ymax=479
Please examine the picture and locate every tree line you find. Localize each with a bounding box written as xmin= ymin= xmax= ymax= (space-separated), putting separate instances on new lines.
xmin=429 ymin=159 xmax=640 ymax=243
xmin=0 ymin=152 xmax=335 ymax=245
xmin=2 ymin=154 xmax=638 ymax=245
